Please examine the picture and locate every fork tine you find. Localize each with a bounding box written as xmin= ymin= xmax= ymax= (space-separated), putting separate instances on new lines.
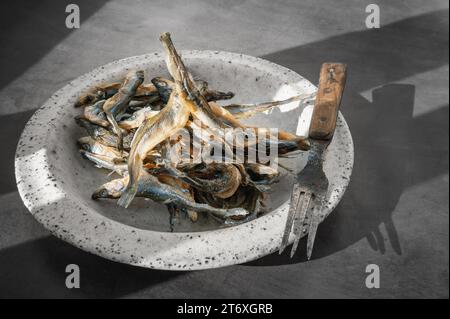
xmin=306 ymin=204 xmax=321 ymax=260
xmin=278 ymin=183 xmax=302 ymax=254
xmin=289 ymin=192 xmax=312 ymax=258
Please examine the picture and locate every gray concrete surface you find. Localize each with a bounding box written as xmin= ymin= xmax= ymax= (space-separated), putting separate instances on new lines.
xmin=0 ymin=0 xmax=448 ymax=298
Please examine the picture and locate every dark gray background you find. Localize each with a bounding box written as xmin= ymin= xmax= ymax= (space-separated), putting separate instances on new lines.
xmin=0 ymin=0 xmax=448 ymax=298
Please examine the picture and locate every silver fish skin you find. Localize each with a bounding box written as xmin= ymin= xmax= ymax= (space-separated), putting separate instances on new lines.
xmin=80 ymin=150 xmax=127 ymax=175
xmin=103 ymin=70 xmax=145 ymax=151
xmin=95 ymin=170 xmax=249 ymax=221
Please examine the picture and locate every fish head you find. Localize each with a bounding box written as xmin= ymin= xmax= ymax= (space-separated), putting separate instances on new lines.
xmin=79 ymin=149 xmax=91 ymax=160
xmin=92 ymin=177 xmax=128 ymax=200
xmin=77 ymin=136 xmax=94 ymax=152
xmin=122 ymin=70 xmax=145 ymax=92
xmin=135 ymin=70 xmax=145 ymax=80
xmin=194 ymin=80 xmax=208 ymax=93
xmin=74 ymin=115 xmax=88 ymax=127
xmin=91 ymin=187 xmax=113 ymax=199
xmin=151 ymin=77 xmax=174 ymax=103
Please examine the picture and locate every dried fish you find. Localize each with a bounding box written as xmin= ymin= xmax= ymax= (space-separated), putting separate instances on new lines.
xmin=160 ymin=32 xmax=223 ymax=129
xmin=103 ymin=70 xmax=144 ymax=151
xmin=95 ymin=170 xmax=249 ymax=221
xmin=118 ymin=106 xmax=159 ymax=130
xmin=151 ymin=77 xmax=174 ymax=104
xmin=164 ymin=163 xmax=242 ymax=199
xmin=151 ymin=77 xmax=235 ymax=105
xmin=77 ymin=136 xmax=127 ymax=160
xmin=224 ymin=93 xmax=315 ymax=119
xmin=156 ymin=174 xmax=198 ymax=222
xmin=80 ymin=150 xmax=127 ymax=175
xmin=117 ymin=89 xmax=191 ymax=208
xmin=208 ymin=101 xmax=310 ymax=151
xmin=75 ymin=82 xmax=160 ymax=108
xmin=91 ymin=175 xmax=129 ymax=199
xmin=75 ymin=82 xmax=122 ymax=107
xmin=75 ymin=116 xmax=133 ymax=150
xmin=203 ymin=89 xmax=234 ymax=102
xmin=74 ymin=32 xmax=313 ymax=227
xmin=83 ymin=100 xmax=109 ymax=127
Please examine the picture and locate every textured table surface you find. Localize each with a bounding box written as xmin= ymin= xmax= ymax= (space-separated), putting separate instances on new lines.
xmin=0 ymin=0 xmax=448 ymax=298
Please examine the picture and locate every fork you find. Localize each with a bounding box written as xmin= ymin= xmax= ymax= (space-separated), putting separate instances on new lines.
xmin=279 ymin=62 xmax=347 ymax=259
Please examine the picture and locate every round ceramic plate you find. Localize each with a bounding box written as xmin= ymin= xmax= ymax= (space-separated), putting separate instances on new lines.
xmin=15 ymin=51 xmax=353 ymax=270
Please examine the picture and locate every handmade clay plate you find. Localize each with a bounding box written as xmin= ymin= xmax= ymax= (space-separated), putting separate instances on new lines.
xmin=15 ymin=51 xmax=353 ymax=270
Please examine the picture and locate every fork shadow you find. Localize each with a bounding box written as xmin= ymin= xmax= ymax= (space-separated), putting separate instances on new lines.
xmin=245 ymin=8 xmax=449 ymax=266
xmin=246 ymin=83 xmax=448 ymax=266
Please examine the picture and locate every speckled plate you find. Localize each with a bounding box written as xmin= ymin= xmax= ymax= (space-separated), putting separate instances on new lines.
xmin=15 ymin=51 xmax=353 ymax=270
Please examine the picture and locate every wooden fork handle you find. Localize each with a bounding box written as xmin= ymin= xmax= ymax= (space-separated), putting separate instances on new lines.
xmin=309 ymin=63 xmax=347 ymax=141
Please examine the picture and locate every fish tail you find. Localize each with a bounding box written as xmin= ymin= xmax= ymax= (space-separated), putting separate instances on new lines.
xmin=117 ymin=153 xmax=141 ymax=208
xmin=117 ymin=185 xmax=137 ymax=208
xmin=296 ymin=137 xmax=311 ymax=151
xmin=106 ymin=112 xmax=124 ymax=152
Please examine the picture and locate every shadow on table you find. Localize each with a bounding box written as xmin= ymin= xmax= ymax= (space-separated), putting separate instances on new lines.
xmin=0 ymin=110 xmax=37 ymax=196
xmin=0 ymin=236 xmax=185 ymax=298
xmin=248 ymin=84 xmax=448 ymax=265
xmin=0 ymin=0 xmax=109 ymax=91
xmin=246 ymin=9 xmax=449 ymax=266
xmin=0 ymin=8 xmax=448 ymax=294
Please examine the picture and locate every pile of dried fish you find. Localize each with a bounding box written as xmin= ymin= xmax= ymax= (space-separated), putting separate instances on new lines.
xmin=75 ymin=32 xmax=313 ymax=226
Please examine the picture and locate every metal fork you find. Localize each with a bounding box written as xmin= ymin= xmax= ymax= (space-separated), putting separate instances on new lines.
xmin=279 ymin=63 xmax=347 ymax=259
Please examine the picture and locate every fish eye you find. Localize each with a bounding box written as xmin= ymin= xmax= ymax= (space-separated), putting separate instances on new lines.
xmin=98 ymin=189 xmax=109 ymax=198
xmin=80 ymin=144 xmax=90 ymax=151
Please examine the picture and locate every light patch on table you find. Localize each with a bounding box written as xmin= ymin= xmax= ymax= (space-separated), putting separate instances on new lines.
xmin=359 ymin=65 xmax=449 ymax=118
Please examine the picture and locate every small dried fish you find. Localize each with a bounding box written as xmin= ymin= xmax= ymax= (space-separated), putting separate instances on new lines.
xmin=80 ymin=150 xmax=127 ymax=175
xmin=151 ymin=77 xmax=174 ymax=104
xmin=160 ymin=32 xmax=223 ymax=129
xmin=165 ymin=163 xmax=242 ymax=199
xmin=195 ymin=184 xmax=263 ymax=220
xmin=118 ymin=106 xmax=160 ymax=130
xmin=244 ymin=163 xmax=279 ymax=182
xmin=83 ymin=100 xmax=109 ymax=127
xmin=75 ymin=116 xmax=133 ymax=150
xmin=77 ymin=136 xmax=127 ymax=160
xmin=135 ymin=83 xmax=159 ymax=99
xmin=151 ymin=77 xmax=235 ymax=104
xmin=75 ymin=82 xmax=158 ymax=108
xmin=103 ymin=70 xmax=144 ymax=151
xmin=157 ymin=174 xmax=198 ymax=222
xmin=224 ymin=93 xmax=315 ymax=119
xmin=91 ymin=175 xmax=129 ymax=199
xmin=117 ymin=89 xmax=191 ymax=208
xmin=193 ymin=163 xmax=242 ymax=199
xmin=203 ymin=89 xmax=234 ymax=102
xmin=74 ymin=82 xmax=121 ymax=107
xmin=96 ymin=170 xmax=249 ymax=221
xmin=208 ymin=101 xmax=310 ymax=151
xmin=75 ymin=31 xmax=314 ymax=227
